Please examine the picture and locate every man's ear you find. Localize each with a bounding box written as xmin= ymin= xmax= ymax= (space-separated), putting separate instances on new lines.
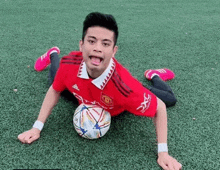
xmin=113 ymin=45 xmax=118 ymax=57
xmin=79 ymin=40 xmax=83 ymax=51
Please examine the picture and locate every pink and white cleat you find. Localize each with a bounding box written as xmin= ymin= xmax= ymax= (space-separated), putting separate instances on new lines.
xmin=34 ymin=46 xmax=60 ymax=72
xmin=144 ymin=68 xmax=175 ymax=81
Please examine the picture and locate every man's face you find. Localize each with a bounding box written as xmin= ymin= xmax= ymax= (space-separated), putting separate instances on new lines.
xmin=79 ymin=26 xmax=118 ymax=78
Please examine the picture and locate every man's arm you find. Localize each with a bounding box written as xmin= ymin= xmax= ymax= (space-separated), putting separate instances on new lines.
xmin=18 ymin=85 xmax=61 ymax=144
xmin=153 ymin=98 xmax=182 ymax=170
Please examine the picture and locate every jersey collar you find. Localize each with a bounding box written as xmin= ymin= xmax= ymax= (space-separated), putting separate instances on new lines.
xmin=77 ymin=58 xmax=116 ymax=90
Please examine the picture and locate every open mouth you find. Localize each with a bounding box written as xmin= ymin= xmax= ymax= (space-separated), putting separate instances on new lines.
xmin=89 ymin=56 xmax=103 ymax=66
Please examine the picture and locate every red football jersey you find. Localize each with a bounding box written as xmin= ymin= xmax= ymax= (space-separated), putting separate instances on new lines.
xmin=52 ymin=51 xmax=157 ymax=117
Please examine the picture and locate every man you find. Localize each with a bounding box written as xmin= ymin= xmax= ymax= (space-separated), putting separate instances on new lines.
xmin=18 ymin=12 xmax=182 ymax=170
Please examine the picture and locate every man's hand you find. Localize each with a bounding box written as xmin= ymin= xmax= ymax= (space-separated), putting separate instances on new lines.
xmin=157 ymin=152 xmax=182 ymax=170
xmin=18 ymin=128 xmax=40 ymax=144
xmin=17 ymin=86 xmax=61 ymax=145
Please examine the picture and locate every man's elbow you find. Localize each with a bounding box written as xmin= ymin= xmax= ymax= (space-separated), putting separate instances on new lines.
xmin=157 ymin=98 xmax=166 ymax=112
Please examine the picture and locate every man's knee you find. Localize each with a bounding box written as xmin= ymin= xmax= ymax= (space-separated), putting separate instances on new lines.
xmin=166 ymin=95 xmax=177 ymax=107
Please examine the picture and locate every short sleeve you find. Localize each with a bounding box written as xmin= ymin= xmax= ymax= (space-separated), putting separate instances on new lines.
xmin=117 ymin=63 xmax=157 ymax=117
xmin=125 ymin=83 xmax=157 ymax=117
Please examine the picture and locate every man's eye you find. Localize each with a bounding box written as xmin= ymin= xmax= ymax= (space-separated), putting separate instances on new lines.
xmin=103 ymin=43 xmax=110 ymax=47
xmin=88 ymin=40 xmax=95 ymax=44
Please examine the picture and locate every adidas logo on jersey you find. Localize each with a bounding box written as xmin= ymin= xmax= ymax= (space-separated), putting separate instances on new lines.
xmin=72 ymin=84 xmax=80 ymax=91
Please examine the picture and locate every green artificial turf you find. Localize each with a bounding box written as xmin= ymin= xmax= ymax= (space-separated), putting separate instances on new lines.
xmin=1 ymin=0 xmax=220 ymax=169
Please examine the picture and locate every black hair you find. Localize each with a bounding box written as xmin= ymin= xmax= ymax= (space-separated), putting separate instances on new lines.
xmin=82 ymin=12 xmax=118 ymax=45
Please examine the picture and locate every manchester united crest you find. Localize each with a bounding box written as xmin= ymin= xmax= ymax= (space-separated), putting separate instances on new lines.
xmin=101 ymin=93 xmax=113 ymax=106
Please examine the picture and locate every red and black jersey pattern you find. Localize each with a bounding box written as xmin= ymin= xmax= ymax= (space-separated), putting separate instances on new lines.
xmin=61 ymin=51 xmax=83 ymax=65
xmin=112 ymin=70 xmax=133 ymax=97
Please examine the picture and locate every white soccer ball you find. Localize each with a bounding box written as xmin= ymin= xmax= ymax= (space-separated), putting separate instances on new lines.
xmin=73 ymin=103 xmax=111 ymax=139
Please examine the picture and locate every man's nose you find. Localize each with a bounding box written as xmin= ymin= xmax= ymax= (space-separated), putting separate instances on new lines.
xmin=93 ymin=42 xmax=102 ymax=52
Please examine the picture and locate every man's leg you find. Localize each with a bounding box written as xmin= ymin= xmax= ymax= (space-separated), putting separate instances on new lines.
xmin=144 ymin=69 xmax=177 ymax=107
xmin=148 ymin=76 xmax=177 ymax=107
xmin=48 ymin=52 xmax=60 ymax=85
xmin=35 ymin=47 xmax=78 ymax=103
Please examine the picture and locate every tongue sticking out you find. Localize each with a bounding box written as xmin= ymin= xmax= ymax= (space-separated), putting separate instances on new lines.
xmin=90 ymin=56 xmax=102 ymax=66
